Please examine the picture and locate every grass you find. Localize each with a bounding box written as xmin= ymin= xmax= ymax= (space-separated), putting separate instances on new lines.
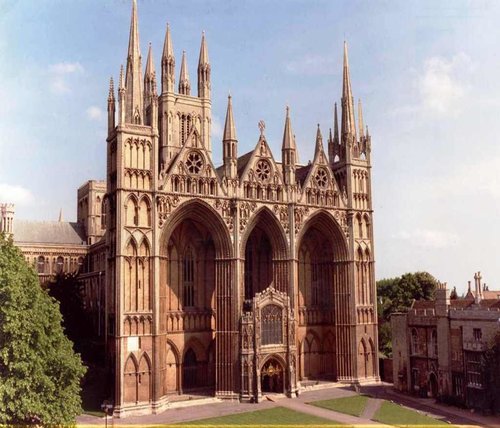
xmin=181 ymin=406 xmax=341 ymax=425
xmin=309 ymin=395 xmax=369 ymax=417
xmin=373 ymin=401 xmax=448 ymax=427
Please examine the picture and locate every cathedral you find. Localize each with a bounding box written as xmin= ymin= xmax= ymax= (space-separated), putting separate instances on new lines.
xmin=2 ymin=0 xmax=379 ymax=417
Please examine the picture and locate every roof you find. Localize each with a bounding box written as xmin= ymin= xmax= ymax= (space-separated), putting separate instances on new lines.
xmin=14 ymin=220 xmax=86 ymax=245
xmin=296 ymin=164 xmax=312 ymax=186
xmin=237 ymin=151 xmax=253 ymax=176
xmin=411 ymin=300 xmax=435 ymax=310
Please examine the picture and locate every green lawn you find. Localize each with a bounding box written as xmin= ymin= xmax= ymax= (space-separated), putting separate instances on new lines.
xmin=181 ymin=406 xmax=341 ymax=425
xmin=373 ymin=401 xmax=448 ymax=427
xmin=309 ymin=395 xmax=369 ymax=417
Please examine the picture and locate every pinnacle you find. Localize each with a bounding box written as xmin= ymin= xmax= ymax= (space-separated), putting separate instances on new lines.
xmin=223 ymin=93 xmax=237 ymax=142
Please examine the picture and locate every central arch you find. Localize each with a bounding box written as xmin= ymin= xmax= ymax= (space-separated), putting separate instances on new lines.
xmin=160 ymin=199 xmax=233 ymax=395
xmin=240 ymin=207 xmax=289 ymax=304
xmin=296 ymin=210 xmax=348 ymax=382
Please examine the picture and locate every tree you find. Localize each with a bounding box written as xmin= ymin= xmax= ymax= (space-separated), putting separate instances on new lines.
xmin=377 ymin=271 xmax=438 ymax=357
xmin=483 ymin=332 xmax=500 ymax=415
xmin=0 ymin=234 xmax=86 ymax=425
xmin=46 ymin=272 xmax=94 ymax=361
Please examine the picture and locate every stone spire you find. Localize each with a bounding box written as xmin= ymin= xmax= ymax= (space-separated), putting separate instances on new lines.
xmin=107 ymin=76 xmax=116 ymax=134
xmin=223 ymin=94 xmax=237 ymax=178
xmin=334 ymin=102 xmax=339 ymax=143
xmin=282 ymin=106 xmax=296 ymax=186
xmin=161 ymin=23 xmax=175 ymax=93
xmin=118 ymin=64 xmax=126 ymax=125
xmin=179 ymin=50 xmax=191 ymax=95
xmin=341 ymin=41 xmax=356 ymax=142
xmin=358 ymin=99 xmax=364 ymax=138
xmin=314 ymin=123 xmax=324 ymax=157
xmin=198 ymin=31 xmax=211 ymax=98
xmin=125 ymin=0 xmax=143 ymax=124
xmin=144 ymin=43 xmax=157 ymax=99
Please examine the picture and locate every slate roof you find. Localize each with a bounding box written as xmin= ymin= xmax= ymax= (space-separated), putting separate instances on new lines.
xmin=237 ymin=151 xmax=253 ymax=177
xmin=14 ymin=220 xmax=86 ymax=245
xmin=296 ymin=164 xmax=312 ymax=186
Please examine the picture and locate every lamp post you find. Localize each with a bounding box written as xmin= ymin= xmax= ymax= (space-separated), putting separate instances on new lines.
xmin=101 ymin=401 xmax=113 ymax=428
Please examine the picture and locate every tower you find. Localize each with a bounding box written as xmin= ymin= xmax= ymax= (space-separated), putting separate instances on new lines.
xmin=105 ymin=0 xmax=158 ymax=413
xmin=158 ymin=30 xmax=212 ymax=168
xmin=329 ymin=41 xmax=377 ymax=381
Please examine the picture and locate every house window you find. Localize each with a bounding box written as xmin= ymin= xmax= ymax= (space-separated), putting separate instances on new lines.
xmin=411 ymin=329 xmax=419 ymax=355
xmin=430 ymin=330 xmax=438 ymax=357
xmin=56 ymin=256 xmax=64 ymax=273
xmin=473 ymin=328 xmax=482 ymax=341
xmin=37 ymin=256 xmax=45 ymax=274
xmin=183 ymin=247 xmax=195 ymax=308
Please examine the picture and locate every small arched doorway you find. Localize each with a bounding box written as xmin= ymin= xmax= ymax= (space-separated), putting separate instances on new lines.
xmin=261 ymin=358 xmax=285 ymax=394
xmin=183 ymin=348 xmax=197 ymax=390
xmin=429 ymin=372 xmax=438 ymax=398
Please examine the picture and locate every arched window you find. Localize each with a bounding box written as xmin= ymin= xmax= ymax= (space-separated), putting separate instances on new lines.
xmin=430 ymin=330 xmax=438 ymax=357
xmin=411 ymin=329 xmax=419 ymax=355
xmin=37 ymin=256 xmax=45 ymax=274
xmin=183 ymin=247 xmax=195 ymax=308
xmin=261 ymin=304 xmax=283 ymax=345
xmin=56 ymin=256 xmax=64 ymax=273
xmin=101 ymin=199 xmax=107 ymax=230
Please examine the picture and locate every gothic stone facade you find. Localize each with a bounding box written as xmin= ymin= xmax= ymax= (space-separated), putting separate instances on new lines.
xmin=1 ymin=0 xmax=379 ymax=417
xmin=100 ymin=0 xmax=379 ymax=416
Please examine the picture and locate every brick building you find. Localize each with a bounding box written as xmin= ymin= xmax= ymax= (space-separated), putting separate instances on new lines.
xmin=392 ymin=274 xmax=500 ymax=414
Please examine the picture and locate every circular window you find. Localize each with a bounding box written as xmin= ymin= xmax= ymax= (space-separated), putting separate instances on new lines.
xmin=255 ymin=159 xmax=271 ymax=182
xmin=186 ymin=151 xmax=204 ymax=174
xmin=315 ymin=168 xmax=329 ymax=189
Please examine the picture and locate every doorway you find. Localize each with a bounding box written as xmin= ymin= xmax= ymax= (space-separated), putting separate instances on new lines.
xmin=261 ymin=358 xmax=285 ymax=394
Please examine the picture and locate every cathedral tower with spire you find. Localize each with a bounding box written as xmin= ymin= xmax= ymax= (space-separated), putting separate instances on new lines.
xmin=101 ymin=2 xmax=378 ymax=417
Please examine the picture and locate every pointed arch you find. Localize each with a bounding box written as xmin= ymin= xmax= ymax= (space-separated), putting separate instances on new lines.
xmin=124 ymin=354 xmax=139 ymax=403
xmin=160 ymin=199 xmax=232 ymax=259
xmin=296 ymin=209 xmax=348 ymax=261
xmin=165 ymin=340 xmax=180 ymax=394
xmin=125 ymin=194 xmax=139 ymax=226
xmin=240 ymin=206 xmax=288 ymax=260
xmin=138 ymin=195 xmax=151 ymax=227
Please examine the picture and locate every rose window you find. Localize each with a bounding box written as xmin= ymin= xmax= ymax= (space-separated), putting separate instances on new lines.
xmin=315 ymin=168 xmax=329 ymax=188
xmin=186 ymin=151 xmax=204 ymax=174
xmin=255 ymin=159 xmax=271 ymax=182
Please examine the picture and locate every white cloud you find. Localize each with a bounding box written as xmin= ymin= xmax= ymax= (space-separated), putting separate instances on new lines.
xmin=285 ymin=54 xmax=335 ymax=76
xmin=86 ymin=106 xmax=104 ymax=121
xmin=392 ymin=229 xmax=459 ymax=249
xmin=0 ymin=183 xmax=34 ymax=206
xmin=418 ymin=53 xmax=473 ymax=115
xmin=48 ymin=61 xmax=84 ymax=95
xmin=49 ymin=62 xmax=84 ymax=74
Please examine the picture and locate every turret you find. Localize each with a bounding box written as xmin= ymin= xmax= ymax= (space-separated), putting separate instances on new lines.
xmin=178 ymin=51 xmax=191 ymax=95
xmin=161 ymin=23 xmax=175 ymax=93
xmin=0 ymin=203 xmax=14 ymax=236
xmin=124 ymin=0 xmax=144 ymax=124
xmin=222 ymin=94 xmax=237 ymax=179
xmin=197 ymin=32 xmax=211 ymax=99
xmin=107 ymin=77 xmax=116 ymax=134
xmin=281 ymin=106 xmax=296 ymax=186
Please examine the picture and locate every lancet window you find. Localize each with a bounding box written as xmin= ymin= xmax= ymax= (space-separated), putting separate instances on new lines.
xmin=183 ymin=247 xmax=195 ymax=307
xmin=261 ymin=304 xmax=283 ymax=345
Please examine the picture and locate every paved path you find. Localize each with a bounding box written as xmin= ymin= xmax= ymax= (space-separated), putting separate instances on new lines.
xmin=279 ymin=397 xmax=389 ymax=426
xmin=361 ymin=397 xmax=383 ymax=420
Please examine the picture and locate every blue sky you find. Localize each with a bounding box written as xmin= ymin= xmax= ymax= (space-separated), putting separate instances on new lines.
xmin=1 ymin=0 xmax=500 ymax=292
